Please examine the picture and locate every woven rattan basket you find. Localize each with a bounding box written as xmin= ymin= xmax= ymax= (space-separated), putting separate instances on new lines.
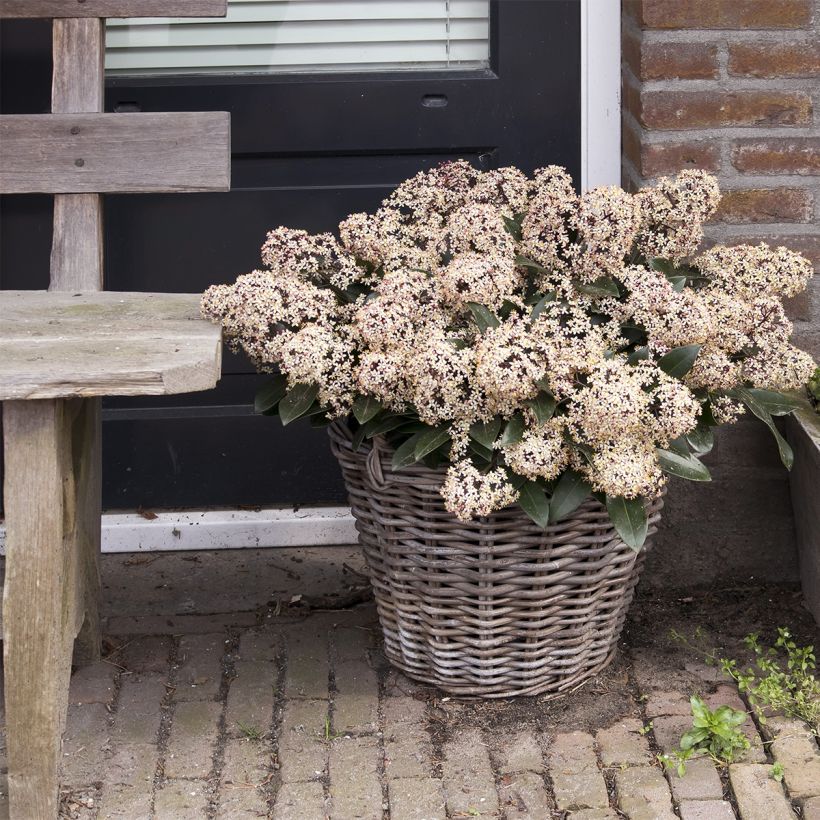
xmin=328 ymin=420 xmax=664 ymax=698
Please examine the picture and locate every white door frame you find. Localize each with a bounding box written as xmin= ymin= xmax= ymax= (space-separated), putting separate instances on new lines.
xmin=0 ymin=2 xmax=622 ymax=555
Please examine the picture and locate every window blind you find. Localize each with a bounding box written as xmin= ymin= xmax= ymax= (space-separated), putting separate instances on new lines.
xmin=105 ymin=0 xmax=490 ymax=76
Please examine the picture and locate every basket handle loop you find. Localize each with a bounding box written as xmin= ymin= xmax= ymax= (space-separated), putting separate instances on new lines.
xmin=365 ymin=437 xmax=387 ymax=489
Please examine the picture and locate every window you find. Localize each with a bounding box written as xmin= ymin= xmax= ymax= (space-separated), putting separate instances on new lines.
xmin=105 ymin=0 xmax=490 ymax=76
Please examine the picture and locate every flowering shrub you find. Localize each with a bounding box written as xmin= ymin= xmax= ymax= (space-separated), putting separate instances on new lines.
xmin=202 ymin=162 xmax=815 ymax=549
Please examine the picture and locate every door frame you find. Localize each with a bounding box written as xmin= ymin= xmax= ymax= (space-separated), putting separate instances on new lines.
xmin=0 ymin=0 xmax=622 ymax=556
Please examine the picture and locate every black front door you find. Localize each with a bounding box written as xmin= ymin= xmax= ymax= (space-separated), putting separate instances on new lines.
xmin=0 ymin=1 xmax=581 ymax=511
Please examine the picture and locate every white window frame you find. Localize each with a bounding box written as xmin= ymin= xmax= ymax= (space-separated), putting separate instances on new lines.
xmin=0 ymin=2 xmax=622 ymax=555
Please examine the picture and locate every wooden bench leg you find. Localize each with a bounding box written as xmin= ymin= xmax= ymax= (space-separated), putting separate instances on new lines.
xmin=2 ymin=398 xmax=102 ymax=818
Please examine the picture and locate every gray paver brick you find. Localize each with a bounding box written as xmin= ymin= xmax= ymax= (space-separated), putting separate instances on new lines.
xmin=565 ymin=810 xmax=619 ymax=820
xmin=615 ymin=765 xmax=676 ymax=820
xmin=111 ymin=675 xmax=167 ymax=745
xmin=284 ymin=624 xmax=330 ymax=699
xmin=596 ymin=719 xmax=652 ymax=767
xmin=644 ymin=691 xmax=692 ymax=718
xmin=225 ymin=660 xmax=277 ymax=737
xmin=679 ymin=800 xmax=737 ymax=820
xmin=802 ymin=796 xmax=820 ymax=820
xmin=769 ymin=716 xmax=820 ymax=799
xmin=105 ymin=613 xmax=256 ymax=635
xmin=273 ymin=781 xmax=327 ymax=820
xmin=334 ymin=625 xmax=375 ymax=662
xmin=333 ymin=658 xmax=379 ymax=734
xmin=239 ymin=628 xmax=282 ymax=662
xmin=97 ymin=784 xmax=152 ymax=820
xmin=669 ymin=757 xmax=724 ymax=802
xmin=495 ymin=731 xmax=544 ymax=774
xmin=154 ymin=778 xmax=209 ymax=819
xmin=114 ymin=636 xmax=172 ymax=674
xmin=729 ymin=763 xmax=796 ymax=820
xmin=329 ymin=735 xmax=382 ymax=820
xmin=221 ymin=737 xmax=271 ymax=788
xmin=383 ymin=696 xmax=431 ymax=780
xmin=651 ymin=715 xmax=698 ymax=755
xmin=442 ymin=728 xmax=499 ymax=816
xmin=547 ymin=731 xmax=609 ymax=811
xmin=61 ymin=703 xmax=111 ymax=786
xmin=176 ymin=633 xmax=228 ymax=701
xmin=278 ymin=699 xmax=328 ymax=783
xmin=498 ymin=770 xmax=553 ymax=818
xmin=165 ymin=700 xmax=221 ymax=779
xmin=97 ymin=743 xmax=157 ymax=819
xmin=388 ymin=777 xmax=446 ymax=820
xmin=69 ymin=662 xmax=116 ymax=706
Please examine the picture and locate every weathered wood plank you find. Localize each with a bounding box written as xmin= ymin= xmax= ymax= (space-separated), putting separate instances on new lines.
xmin=51 ymin=17 xmax=105 ymax=291
xmin=1 ymin=0 xmax=227 ymax=18
xmin=3 ymin=399 xmax=85 ymax=816
xmin=0 ymin=291 xmax=222 ymax=400
xmin=0 ymin=112 xmax=231 ymax=194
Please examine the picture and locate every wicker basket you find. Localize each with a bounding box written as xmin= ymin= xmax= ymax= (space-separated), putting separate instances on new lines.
xmin=328 ymin=420 xmax=664 ymax=698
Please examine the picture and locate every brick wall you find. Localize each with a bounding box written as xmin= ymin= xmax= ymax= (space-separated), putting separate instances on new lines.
xmin=621 ymin=0 xmax=820 ymax=587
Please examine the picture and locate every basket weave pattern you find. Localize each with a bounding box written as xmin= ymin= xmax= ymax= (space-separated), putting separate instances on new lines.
xmin=328 ymin=421 xmax=664 ymax=698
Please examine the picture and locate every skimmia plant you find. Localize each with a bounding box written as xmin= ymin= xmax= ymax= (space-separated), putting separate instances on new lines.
xmin=202 ymin=163 xmax=815 ymax=549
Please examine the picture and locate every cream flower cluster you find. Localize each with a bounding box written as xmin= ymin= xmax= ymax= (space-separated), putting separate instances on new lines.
xmin=202 ymin=163 xmax=815 ymax=523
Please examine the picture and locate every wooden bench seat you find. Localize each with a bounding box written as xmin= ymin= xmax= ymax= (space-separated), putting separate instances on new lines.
xmin=0 ymin=291 xmax=221 ymax=400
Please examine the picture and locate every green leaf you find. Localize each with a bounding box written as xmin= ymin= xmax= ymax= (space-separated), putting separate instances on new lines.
xmin=502 ymin=215 xmax=523 ymax=241
xmin=686 ymin=423 xmax=714 ymax=457
xmin=469 ymin=418 xmax=502 ymax=450
xmin=549 ymin=470 xmax=592 ymax=523
xmin=366 ymin=415 xmax=409 ymax=438
xmin=279 ymin=383 xmax=320 ymax=426
xmin=352 ymin=395 xmax=382 ymax=424
xmin=254 ymin=373 xmax=288 ymax=414
xmin=605 ymin=495 xmax=649 ymax=551
xmin=743 ymin=388 xmax=802 ymax=417
xmin=658 ymin=344 xmax=701 ymax=378
xmin=573 ymin=276 xmax=621 ymax=299
xmin=391 ymin=434 xmax=423 ymax=471
xmin=518 ymin=481 xmax=550 ymax=529
xmin=351 ymin=423 xmax=369 ymax=451
xmin=469 ymin=440 xmax=494 ymax=462
xmin=497 ymin=413 xmax=526 ymax=448
xmin=529 ymin=292 xmax=557 ymax=321
xmin=649 ymin=257 xmax=674 ymax=275
xmin=526 ymin=391 xmax=557 ymax=424
xmin=667 ymin=275 xmax=687 ymax=292
xmin=514 ymin=254 xmax=550 ymax=273
xmin=414 ymin=426 xmax=451 ymax=461
xmin=466 ymin=302 xmax=500 ymax=333
xmin=657 ymin=448 xmax=712 ymax=482
xmin=627 ymin=346 xmax=650 ymax=365
xmin=733 ymin=388 xmax=794 ymax=470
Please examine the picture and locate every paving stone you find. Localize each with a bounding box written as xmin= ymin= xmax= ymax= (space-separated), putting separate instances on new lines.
xmin=112 ymin=636 xmax=172 ymax=674
xmin=729 ymin=763 xmax=796 ymax=820
xmin=328 ymin=735 xmax=382 ymax=820
xmin=565 ymin=810 xmax=619 ymax=820
xmin=69 ymin=662 xmax=116 ymax=705
xmin=704 ymin=688 xmax=766 ymax=761
xmin=215 ymin=785 xmax=268 ymax=819
xmin=442 ymin=728 xmax=499 ymax=816
xmin=334 ymin=625 xmax=376 ymax=662
xmin=111 ymin=675 xmax=167 ymax=745
xmin=175 ymin=633 xmax=228 ymax=701
xmin=596 ymin=719 xmax=652 ymax=767
xmin=547 ymin=731 xmax=609 ymax=811
xmin=225 ymin=660 xmax=277 ymax=737
xmin=154 ymin=778 xmax=209 ymax=819
xmin=684 ymin=660 xmax=731 ymax=683
xmin=164 ymin=701 xmax=221 ymax=779
xmin=221 ymin=737 xmax=271 ymax=788
xmin=651 ymin=715 xmax=697 ymax=755
xmin=97 ymin=743 xmax=157 ymax=819
xmin=105 ymin=612 xmax=257 ymax=635
xmin=383 ymin=696 xmax=431 ymax=780
xmin=769 ymin=716 xmax=820 ymax=799
xmin=238 ymin=628 xmax=282 ymax=662
xmin=679 ymin=800 xmax=736 ymax=820
xmin=802 ymin=796 xmax=820 ymax=820
xmin=615 ymin=765 xmax=676 ymax=820
xmin=498 ymin=770 xmax=553 ymax=818
xmin=669 ymin=757 xmax=724 ymax=801
xmin=644 ymin=690 xmax=692 ymax=718
xmin=60 ymin=703 xmax=111 ymax=786
xmin=388 ymin=777 xmax=447 ymax=820
xmin=333 ymin=658 xmax=379 ymax=734
xmin=273 ymin=781 xmax=327 ymax=820
xmin=97 ymin=783 xmax=152 ymax=819
xmin=494 ymin=731 xmax=545 ymax=774
xmin=283 ymin=624 xmax=329 ymax=699
xmin=630 ymin=649 xmax=692 ymax=692
xmin=383 ymin=667 xmax=426 ymax=698
xmin=278 ymin=698 xmax=328 ymax=783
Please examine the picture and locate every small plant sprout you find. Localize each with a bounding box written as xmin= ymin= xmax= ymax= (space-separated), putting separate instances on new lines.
xmin=771 ymin=761 xmax=785 ymax=782
xmin=237 ymin=722 xmax=263 ymax=741
xmin=639 ymin=722 xmax=653 ymax=736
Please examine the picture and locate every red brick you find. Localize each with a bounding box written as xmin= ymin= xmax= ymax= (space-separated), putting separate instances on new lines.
xmin=640 ymin=90 xmax=812 ymax=129
xmin=712 ymin=188 xmax=813 ymax=224
xmin=732 ymin=138 xmax=820 ymax=175
xmin=635 ymin=0 xmax=812 ymax=30
xmin=729 ymin=40 xmax=820 ymax=78
xmin=641 ymin=140 xmax=720 ymax=177
xmin=643 ymin=42 xmax=719 ymax=80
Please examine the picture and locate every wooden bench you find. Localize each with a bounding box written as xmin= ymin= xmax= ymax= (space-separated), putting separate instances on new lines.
xmin=0 ymin=3 xmax=229 ymax=815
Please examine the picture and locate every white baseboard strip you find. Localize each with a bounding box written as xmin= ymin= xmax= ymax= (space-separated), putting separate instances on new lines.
xmin=0 ymin=506 xmax=359 ymax=555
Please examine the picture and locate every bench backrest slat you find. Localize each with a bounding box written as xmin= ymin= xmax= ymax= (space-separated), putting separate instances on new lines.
xmin=1 ymin=113 xmax=231 ymax=195
xmin=1 ymin=1 xmax=227 ymax=19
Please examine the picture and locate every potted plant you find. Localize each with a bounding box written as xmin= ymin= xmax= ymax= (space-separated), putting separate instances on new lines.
xmin=786 ymin=367 xmax=820 ymax=624
xmin=202 ymin=162 xmax=815 ymax=698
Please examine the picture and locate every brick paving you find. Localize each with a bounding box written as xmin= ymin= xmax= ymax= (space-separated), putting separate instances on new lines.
xmin=0 ymin=550 xmax=817 ymax=819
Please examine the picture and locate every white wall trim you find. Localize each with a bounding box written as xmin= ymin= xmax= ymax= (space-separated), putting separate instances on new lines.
xmin=0 ymin=506 xmax=358 ymax=555
xmin=580 ymin=0 xmax=622 ymax=190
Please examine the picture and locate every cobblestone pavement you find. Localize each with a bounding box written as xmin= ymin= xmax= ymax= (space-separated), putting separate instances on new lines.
xmin=0 ymin=549 xmax=817 ymax=819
